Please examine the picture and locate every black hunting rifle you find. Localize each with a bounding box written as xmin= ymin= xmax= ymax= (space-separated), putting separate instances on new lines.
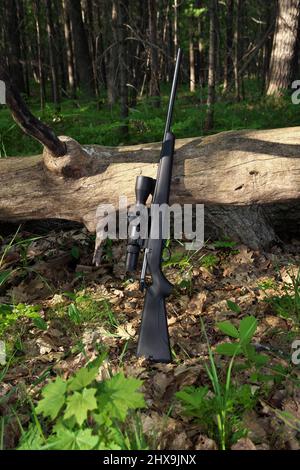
xmin=126 ymin=49 xmax=182 ymax=363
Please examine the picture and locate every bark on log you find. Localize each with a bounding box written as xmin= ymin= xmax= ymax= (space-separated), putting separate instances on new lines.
xmin=1 ymin=127 xmax=300 ymax=250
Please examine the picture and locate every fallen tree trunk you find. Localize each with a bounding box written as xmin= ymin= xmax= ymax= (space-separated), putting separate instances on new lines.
xmin=1 ymin=126 xmax=300 ymax=250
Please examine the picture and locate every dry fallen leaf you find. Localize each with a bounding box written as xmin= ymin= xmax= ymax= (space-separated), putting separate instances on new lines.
xmin=195 ymin=434 xmax=217 ymax=450
xmin=231 ymin=437 xmax=256 ymax=450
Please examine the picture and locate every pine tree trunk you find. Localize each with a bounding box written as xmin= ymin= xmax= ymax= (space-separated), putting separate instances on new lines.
xmin=223 ymin=0 xmax=234 ymax=92
xmin=262 ymin=1 xmax=275 ymax=94
xmin=106 ymin=0 xmax=118 ymax=105
xmin=83 ymin=0 xmax=99 ymax=97
xmin=205 ymin=0 xmax=217 ymax=131
xmin=267 ymin=0 xmax=300 ymax=96
xmin=189 ymin=23 xmax=196 ymax=92
xmin=197 ymin=16 xmax=205 ymax=87
xmin=117 ymin=0 xmax=129 ymax=135
xmin=17 ymin=0 xmax=30 ymax=96
xmin=4 ymin=0 xmax=25 ymax=92
xmin=67 ymin=0 xmax=95 ymax=96
xmin=234 ymin=0 xmax=244 ymax=102
xmin=45 ymin=0 xmax=61 ymax=110
xmin=148 ymin=0 xmax=160 ymax=107
xmin=174 ymin=0 xmax=178 ymax=61
xmin=62 ymin=0 xmax=76 ymax=98
xmin=33 ymin=0 xmax=46 ymax=109
xmin=54 ymin=0 xmax=67 ymax=96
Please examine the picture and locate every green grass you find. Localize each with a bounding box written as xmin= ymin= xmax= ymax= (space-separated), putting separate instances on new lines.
xmin=1 ymin=79 xmax=300 ymax=157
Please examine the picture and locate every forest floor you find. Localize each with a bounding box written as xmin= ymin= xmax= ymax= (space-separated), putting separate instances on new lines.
xmin=0 ymin=223 xmax=299 ymax=450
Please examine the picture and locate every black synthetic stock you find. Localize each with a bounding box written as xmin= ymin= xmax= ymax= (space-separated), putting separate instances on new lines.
xmin=137 ymin=283 xmax=172 ymax=363
xmin=126 ymin=48 xmax=182 ymax=363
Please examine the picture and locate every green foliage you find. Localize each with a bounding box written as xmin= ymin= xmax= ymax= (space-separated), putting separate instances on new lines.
xmin=71 ymin=245 xmax=80 ymax=260
xmin=226 ymin=300 xmax=241 ymax=314
xmin=36 ymin=376 xmax=67 ymax=420
xmin=216 ymin=315 xmax=268 ymax=368
xmin=257 ymin=278 xmax=277 ymax=290
xmin=0 ymin=303 xmax=45 ymax=338
xmin=64 ymin=388 xmax=97 ymax=426
xmin=212 ymin=239 xmax=238 ymax=251
xmin=162 ymin=249 xmax=191 ymax=270
xmin=96 ymin=373 xmax=146 ymax=423
xmin=265 ymin=268 xmax=300 ymax=324
xmin=176 ymin=315 xmax=263 ymax=449
xmin=176 ymin=383 xmax=256 ymax=448
xmin=18 ymin=357 xmax=146 ymax=450
xmin=63 ymin=292 xmax=117 ymax=329
xmin=200 ymin=254 xmax=219 ymax=270
xmin=1 ymin=81 xmax=300 ymax=157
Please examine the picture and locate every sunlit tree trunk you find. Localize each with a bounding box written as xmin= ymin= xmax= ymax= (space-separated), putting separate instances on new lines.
xmin=267 ymin=0 xmax=300 ymax=96
xmin=189 ymin=23 xmax=195 ymax=92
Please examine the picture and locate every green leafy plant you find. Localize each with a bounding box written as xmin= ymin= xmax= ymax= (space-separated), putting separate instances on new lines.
xmin=212 ymin=239 xmax=238 ymax=251
xmin=176 ymin=316 xmax=261 ymax=449
xmin=18 ymin=357 xmax=146 ymax=450
xmin=257 ymin=278 xmax=277 ymax=291
xmin=0 ymin=303 xmax=46 ymax=338
xmin=200 ymin=254 xmax=219 ymax=270
xmin=63 ymin=292 xmax=118 ymax=330
xmin=163 ymin=243 xmax=201 ymax=296
xmin=265 ymin=268 xmax=300 ymax=324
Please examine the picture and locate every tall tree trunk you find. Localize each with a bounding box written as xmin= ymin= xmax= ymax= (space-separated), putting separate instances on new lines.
xmin=95 ymin=1 xmax=107 ymax=89
xmin=45 ymin=0 xmax=60 ymax=110
xmin=261 ymin=2 xmax=275 ymax=93
xmin=67 ymin=0 xmax=95 ymax=96
xmin=17 ymin=0 xmax=30 ymax=96
xmin=173 ymin=0 xmax=178 ymax=61
xmin=105 ymin=0 xmax=118 ymax=105
xmin=204 ymin=0 xmax=217 ymax=131
xmin=62 ymin=0 xmax=76 ymax=98
xmin=159 ymin=0 xmax=171 ymax=82
xmin=189 ymin=23 xmax=195 ymax=92
xmin=148 ymin=0 xmax=160 ymax=107
xmin=197 ymin=16 xmax=205 ymax=87
xmin=54 ymin=0 xmax=67 ymax=96
xmin=33 ymin=0 xmax=46 ymax=109
xmin=267 ymin=0 xmax=300 ymax=96
xmin=291 ymin=13 xmax=300 ymax=82
xmin=83 ymin=0 xmax=99 ymax=97
xmin=234 ymin=0 xmax=244 ymax=102
xmin=4 ymin=0 xmax=25 ymax=92
xmin=117 ymin=0 xmax=129 ymax=135
xmin=223 ymin=0 xmax=234 ymax=92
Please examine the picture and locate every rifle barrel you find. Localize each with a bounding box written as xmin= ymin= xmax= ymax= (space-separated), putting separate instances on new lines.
xmin=163 ymin=49 xmax=182 ymax=141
